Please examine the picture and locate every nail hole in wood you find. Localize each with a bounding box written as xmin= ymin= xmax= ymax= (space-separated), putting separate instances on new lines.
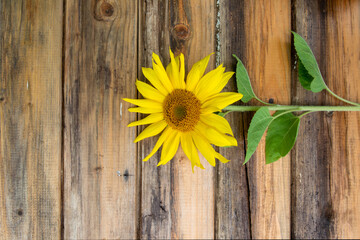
xmin=17 ymin=209 xmax=23 ymax=216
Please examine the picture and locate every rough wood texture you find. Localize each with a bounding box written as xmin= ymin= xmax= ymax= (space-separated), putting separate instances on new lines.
xmin=291 ymin=1 xmax=332 ymax=238
xmin=326 ymin=1 xmax=360 ymax=238
xmin=139 ymin=0 xmax=216 ymax=238
xmin=244 ymin=1 xmax=291 ymax=238
xmin=138 ymin=1 xmax=172 ymax=238
xmin=1 ymin=0 xmax=360 ymax=238
xmin=291 ymin=1 xmax=360 ymax=238
xmin=63 ymin=0 xmax=138 ymax=238
xmin=170 ymin=1 xmax=216 ymax=238
xmin=216 ymin=0 xmax=251 ymax=239
xmin=0 ymin=1 xmax=63 ymax=239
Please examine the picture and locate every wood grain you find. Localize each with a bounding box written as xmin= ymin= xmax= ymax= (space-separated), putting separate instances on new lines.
xmin=63 ymin=0 xmax=138 ymax=238
xmin=1 ymin=1 xmax=359 ymax=238
xmin=138 ymin=0 xmax=172 ymax=238
xmin=291 ymin=1 xmax=333 ymax=238
xmin=216 ymin=0 xmax=251 ymax=239
xmin=244 ymin=1 xmax=291 ymax=238
xmin=139 ymin=1 xmax=216 ymax=239
xmin=0 ymin=0 xmax=63 ymax=239
xmin=291 ymin=1 xmax=360 ymax=238
xmin=139 ymin=0 xmax=215 ymax=238
xmin=326 ymin=1 xmax=360 ymax=237
xmin=170 ymin=1 xmax=216 ymax=238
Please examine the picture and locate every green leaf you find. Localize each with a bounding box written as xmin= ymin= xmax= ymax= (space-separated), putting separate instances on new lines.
xmin=233 ymin=54 xmax=256 ymax=103
xmin=298 ymin=60 xmax=313 ymax=91
xmin=292 ymin=31 xmax=327 ymax=93
xmin=244 ymin=107 xmax=273 ymax=164
xmin=265 ymin=112 xmax=301 ymax=164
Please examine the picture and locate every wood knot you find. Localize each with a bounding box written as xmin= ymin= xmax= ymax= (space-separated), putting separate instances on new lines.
xmin=94 ymin=0 xmax=116 ymax=21
xmin=173 ymin=24 xmax=190 ymax=40
xmin=101 ymin=2 xmax=114 ymax=17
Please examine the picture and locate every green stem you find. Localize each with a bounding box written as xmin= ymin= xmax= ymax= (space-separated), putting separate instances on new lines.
xmin=254 ymin=96 xmax=275 ymax=106
xmin=325 ymin=87 xmax=360 ymax=106
xmin=224 ymin=105 xmax=360 ymax=112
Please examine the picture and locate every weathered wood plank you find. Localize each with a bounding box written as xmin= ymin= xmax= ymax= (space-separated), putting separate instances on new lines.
xmin=170 ymin=1 xmax=216 ymax=238
xmin=244 ymin=1 xmax=291 ymax=238
xmin=216 ymin=0 xmax=251 ymax=239
xmin=139 ymin=1 xmax=216 ymax=239
xmin=292 ymin=1 xmax=360 ymax=238
xmin=291 ymin=1 xmax=333 ymax=238
xmin=63 ymin=0 xmax=138 ymax=238
xmin=138 ymin=0 xmax=172 ymax=238
xmin=0 ymin=0 xmax=63 ymax=239
xmin=326 ymin=1 xmax=360 ymax=238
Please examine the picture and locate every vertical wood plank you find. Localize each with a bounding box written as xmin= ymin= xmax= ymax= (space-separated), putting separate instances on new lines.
xmin=291 ymin=1 xmax=333 ymax=238
xmin=292 ymin=1 xmax=360 ymax=238
xmin=0 ymin=0 xmax=63 ymax=239
xmin=139 ymin=0 xmax=172 ymax=238
xmin=139 ymin=1 xmax=216 ymax=239
xmin=63 ymin=0 xmax=138 ymax=238
xmin=170 ymin=1 xmax=216 ymax=238
xmin=244 ymin=1 xmax=291 ymax=238
xmin=216 ymin=0 xmax=251 ymax=239
xmin=326 ymin=1 xmax=360 ymax=237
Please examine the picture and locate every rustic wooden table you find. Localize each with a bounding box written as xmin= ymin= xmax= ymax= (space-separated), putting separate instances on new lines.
xmin=1 ymin=0 xmax=359 ymax=239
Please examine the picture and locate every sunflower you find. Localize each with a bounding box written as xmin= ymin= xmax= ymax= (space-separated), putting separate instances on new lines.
xmin=123 ymin=49 xmax=243 ymax=171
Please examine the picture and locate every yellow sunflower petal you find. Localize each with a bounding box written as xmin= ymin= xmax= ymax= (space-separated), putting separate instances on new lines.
xmin=134 ymin=120 xmax=167 ymax=143
xmin=136 ymin=80 xmax=165 ymax=102
xmin=142 ymin=67 xmax=169 ymax=95
xmin=128 ymin=107 xmax=162 ymax=114
xmin=143 ymin=127 xmax=171 ymax=161
xmin=197 ymin=71 xmax=235 ymax=101
xmin=194 ymin=64 xmax=225 ymax=99
xmin=157 ymin=130 xmax=180 ymax=166
xmin=166 ymin=56 xmax=179 ymax=88
xmin=214 ymin=152 xmax=230 ymax=163
xmin=202 ymin=92 xmax=243 ymax=110
xmin=167 ymin=48 xmax=184 ymax=89
xmin=152 ymin=53 xmax=174 ymax=92
xmin=200 ymin=113 xmax=234 ymax=136
xmin=179 ymin=53 xmax=185 ymax=86
xmin=191 ymin=131 xmax=216 ymax=166
xmin=123 ymin=98 xmax=162 ymax=110
xmin=152 ymin=52 xmax=167 ymax=71
xmin=195 ymin=121 xmax=237 ymax=147
xmin=186 ymin=53 xmax=214 ymax=92
xmin=200 ymin=106 xmax=220 ymax=115
xmin=181 ymin=133 xmax=204 ymax=172
xmin=127 ymin=113 xmax=163 ymax=127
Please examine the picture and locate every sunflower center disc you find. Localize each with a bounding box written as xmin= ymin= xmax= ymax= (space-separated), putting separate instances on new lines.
xmin=163 ymin=89 xmax=201 ymax=132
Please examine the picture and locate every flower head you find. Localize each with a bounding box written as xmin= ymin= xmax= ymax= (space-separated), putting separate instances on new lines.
xmin=123 ymin=49 xmax=243 ymax=171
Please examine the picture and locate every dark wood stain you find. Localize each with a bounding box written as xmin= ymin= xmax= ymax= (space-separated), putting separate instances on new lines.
xmin=291 ymin=1 xmax=333 ymax=238
xmin=216 ymin=0 xmax=251 ymax=239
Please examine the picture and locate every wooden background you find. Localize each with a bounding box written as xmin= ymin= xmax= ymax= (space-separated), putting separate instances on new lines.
xmin=1 ymin=0 xmax=359 ymax=239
